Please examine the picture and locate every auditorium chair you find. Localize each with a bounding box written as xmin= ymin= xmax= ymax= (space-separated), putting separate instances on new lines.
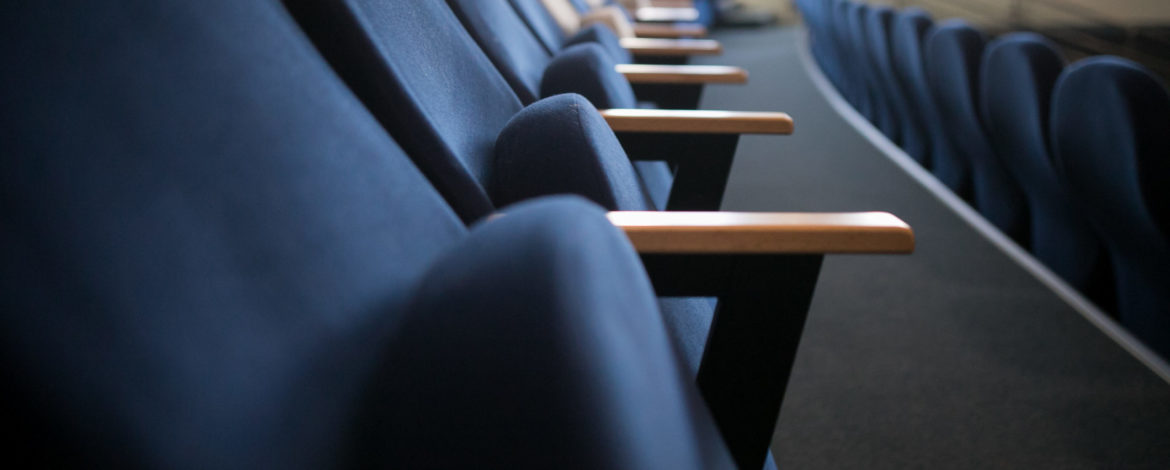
xmin=831 ymin=0 xmax=865 ymax=110
xmin=280 ymin=2 xmax=915 ymax=468
xmin=888 ymin=7 xmax=935 ymax=166
xmin=546 ymin=0 xmax=711 ymax=49
xmin=980 ymin=33 xmax=1114 ymax=307
xmin=510 ymin=0 xmax=713 ymax=71
xmin=0 ymin=1 xmax=734 ymax=467
xmin=865 ymin=5 xmax=910 ymax=147
xmin=925 ymin=20 xmax=1029 ymax=242
xmin=1 ymin=1 xmax=915 ymax=469
xmin=844 ymin=2 xmax=879 ymax=124
xmin=453 ymin=0 xmax=742 ymax=111
xmin=1051 ymin=56 xmax=1170 ymax=359
xmin=801 ymin=0 xmax=845 ymax=93
xmin=285 ymin=0 xmax=791 ymax=214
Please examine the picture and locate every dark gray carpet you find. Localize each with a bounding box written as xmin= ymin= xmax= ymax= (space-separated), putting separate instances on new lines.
xmin=694 ymin=26 xmax=1170 ymax=468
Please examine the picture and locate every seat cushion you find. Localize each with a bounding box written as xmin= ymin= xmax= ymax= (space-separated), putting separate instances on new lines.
xmin=565 ymin=23 xmax=633 ymax=63
xmin=493 ymin=94 xmax=652 ymax=211
xmin=541 ymin=43 xmax=637 ymax=109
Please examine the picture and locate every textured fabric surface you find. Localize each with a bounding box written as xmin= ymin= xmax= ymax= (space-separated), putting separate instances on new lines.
xmin=493 ymin=94 xmax=651 ymax=211
xmin=1 ymin=1 xmax=469 ymax=467
xmin=695 ymin=26 xmax=1170 ymax=469
xmin=1051 ymin=57 xmax=1170 ymax=358
xmin=861 ymin=6 xmax=902 ymax=142
xmin=925 ymin=20 xmax=1029 ymax=241
xmin=865 ymin=6 xmax=909 ymax=147
xmin=447 ymin=0 xmax=554 ymax=104
xmin=364 ymin=197 xmax=733 ymax=468
xmin=543 ymin=43 xmax=638 ymax=108
xmin=284 ymin=0 xmax=522 ymax=224
xmin=888 ymin=7 xmax=935 ymax=167
xmin=565 ymin=23 xmax=634 ymax=63
xmin=510 ymin=0 xmax=570 ymax=54
xmin=979 ymin=33 xmax=1112 ymax=305
xmin=1 ymin=1 xmax=736 ymax=467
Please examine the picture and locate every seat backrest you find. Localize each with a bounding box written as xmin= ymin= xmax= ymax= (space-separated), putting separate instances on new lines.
xmin=864 ymin=5 xmax=904 ymax=143
xmin=445 ymin=0 xmax=555 ymax=104
xmin=844 ymin=2 xmax=875 ymax=120
xmin=926 ymin=20 xmax=1029 ymax=240
xmin=980 ymin=33 xmax=1109 ymax=292
xmin=889 ymin=7 xmax=936 ymax=166
xmin=1051 ymin=57 xmax=1170 ymax=356
xmin=511 ymin=0 xmax=571 ymax=54
xmin=284 ymin=0 xmax=525 ymax=223
xmin=0 ymin=1 xmax=468 ymax=467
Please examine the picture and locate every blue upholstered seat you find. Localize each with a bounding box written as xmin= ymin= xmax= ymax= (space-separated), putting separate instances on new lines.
xmin=447 ymin=0 xmax=637 ymax=109
xmin=843 ymin=2 xmax=876 ymax=121
xmin=509 ymin=0 xmax=634 ymax=63
xmin=0 ymin=1 xmax=733 ymax=467
xmin=980 ymin=33 xmax=1113 ymax=304
xmin=1051 ymin=57 xmax=1170 ymax=358
xmin=283 ymin=0 xmax=662 ymax=222
xmin=888 ymin=7 xmax=935 ymax=166
xmin=925 ymin=20 xmax=1028 ymax=241
xmin=284 ymin=0 xmax=720 ymax=372
xmin=860 ymin=6 xmax=902 ymax=142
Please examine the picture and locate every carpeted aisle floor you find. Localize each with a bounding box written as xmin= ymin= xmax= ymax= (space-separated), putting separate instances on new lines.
xmin=693 ymin=26 xmax=1170 ymax=468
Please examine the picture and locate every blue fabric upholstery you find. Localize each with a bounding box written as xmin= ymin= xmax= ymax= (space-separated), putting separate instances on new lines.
xmin=3 ymin=1 xmax=736 ymax=467
xmin=543 ymin=44 xmax=639 ymax=109
xmin=283 ymin=0 xmax=521 ymax=224
xmin=980 ymin=33 xmax=1112 ymax=302
xmin=843 ymin=2 xmax=875 ymax=121
xmin=508 ymin=0 xmax=569 ymax=54
xmin=283 ymin=0 xmax=710 ymax=382
xmin=865 ymin=6 xmax=909 ymax=146
xmin=1051 ymin=57 xmax=1170 ymax=358
xmin=494 ymin=94 xmax=652 ymax=210
xmin=370 ymin=197 xmax=732 ymax=468
xmin=889 ymin=8 xmax=936 ymax=166
xmin=566 ymin=23 xmax=635 ymax=64
xmin=861 ymin=6 xmax=902 ymax=141
xmin=446 ymin=0 xmax=556 ymax=104
xmin=508 ymin=0 xmax=633 ymax=64
xmin=926 ymin=20 xmax=1031 ymax=240
xmin=569 ymin=0 xmax=592 ymax=13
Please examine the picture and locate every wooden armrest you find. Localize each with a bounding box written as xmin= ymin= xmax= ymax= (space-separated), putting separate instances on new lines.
xmin=635 ymin=7 xmax=701 ymax=23
xmin=649 ymin=0 xmax=695 ymax=7
xmin=633 ymin=23 xmax=708 ymax=38
xmin=600 ymin=109 xmax=793 ymax=134
xmin=621 ymin=38 xmax=722 ymax=56
xmin=616 ymin=64 xmax=748 ymax=85
xmin=608 ymin=212 xmax=915 ymax=254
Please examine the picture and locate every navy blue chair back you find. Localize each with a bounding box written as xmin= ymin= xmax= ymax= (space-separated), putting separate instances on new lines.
xmin=509 ymin=0 xmax=569 ymax=54
xmin=844 ymin=2 xmax=876 ymax=121
xmin=1051 ymin=57 xmax=1170 ymax=357
xmin=446 ymin=0 xmax=556 ymax=104
xmin=0 ymin=1 xmax=470 ymax=466
xmin=284 ymin=0 xmax=524 ymax=223
xmin=864 ymin=5 xmax=904 ymax=143
xmin=926 ymin=20 xmax=1029 ymax=242
xmin=890 ymin=7 xmax=936 ymax=167
xmin=980 ymin=33 xmax=1114 ymax=302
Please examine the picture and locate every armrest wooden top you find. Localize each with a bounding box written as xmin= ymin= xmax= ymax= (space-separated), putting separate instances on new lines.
xmin=608 ymin=211 xmax=915 ymax=254
xmin=616 ymin=64 xmax=748 ymax=84
xmin=635 ymin=7 xmax=701 ymax=22
xmin=600 ymin=109 xmax=793 ymax=134
xmin=621 ymin=37 xmax=722 ymax=56
xmin=632 ymin=23 xmax=708 ymax=38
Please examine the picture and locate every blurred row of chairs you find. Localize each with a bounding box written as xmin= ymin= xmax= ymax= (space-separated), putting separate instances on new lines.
xmin=796 ymin=0 xmax=1170 ymax=359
